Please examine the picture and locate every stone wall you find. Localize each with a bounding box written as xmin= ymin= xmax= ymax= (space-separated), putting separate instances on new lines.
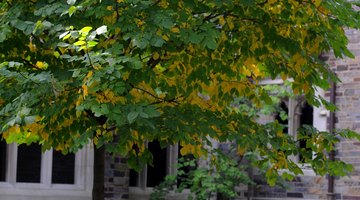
xmin=325 ymin=28 xmax=360 ymax=200
xmin=248 ymin=29 xmax=360 ymax=200
xmin=104 ymin=152 xmax=130 ymax=200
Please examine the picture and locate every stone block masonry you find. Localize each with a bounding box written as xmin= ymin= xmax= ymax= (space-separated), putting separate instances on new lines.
xmin=104 ymin=152 xmax=129 ymax=200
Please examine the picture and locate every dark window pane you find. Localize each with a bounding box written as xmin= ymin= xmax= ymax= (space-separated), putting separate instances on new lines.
xmin=275 ymin=102 xmax=289 ymax=133
xmin=147 ymin=140 xmax=167 ymax=187
xmin=129 ymin=169 xmax=138 ymax=187
xmin=17 ymin=144 xmax=41 ymax=183
xmin=52 ymin=151 xmax=75 ymax=184
xmin=299 ymin=102 xmax=313 ymax=162
xmin=0 ymin=140 xmax=6 ymax=181
xmin=300 ymin=102 xmax=313 ymax=126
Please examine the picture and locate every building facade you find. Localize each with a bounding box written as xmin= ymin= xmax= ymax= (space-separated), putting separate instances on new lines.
xmin=102 ymin=29 xmax=360 ymax=200
xmin=0 ymin=142 xmax=93 ymax=200
xmin=117 ymin=29 xmax=360 ymax=200
xmin=2 ymin=30 xmax=360 ymax=200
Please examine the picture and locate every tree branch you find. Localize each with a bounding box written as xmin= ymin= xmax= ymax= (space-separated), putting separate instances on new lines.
xmin=115 ymin=0 xmax=120 ymax=21
xmin=84 ymin=39 xmax=94 ymax=68
xmin=22 ymin=59 xmax=42 ymax=70
xmin=130 ymin=83 xmax=181 ymax=104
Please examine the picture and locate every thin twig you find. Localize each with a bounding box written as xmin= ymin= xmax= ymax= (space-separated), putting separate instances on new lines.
xmin=18 ymin=71 xmax=42 ymax=86
xmin=115 ymin=0 xmax=120 ymax=21
xmin=21 ymin=59 xmax=42 ymax=70
xmin=84 ymin=39 xmax=94 ymax=68
xmin=130 ymin=83 xmax=181 ymax=104
xmin=131 ymin=84 xmax=164 ymax=101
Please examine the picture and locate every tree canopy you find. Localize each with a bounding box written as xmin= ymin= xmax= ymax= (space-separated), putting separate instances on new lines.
xmin=1 ymin=0 xmax=360 ymax=185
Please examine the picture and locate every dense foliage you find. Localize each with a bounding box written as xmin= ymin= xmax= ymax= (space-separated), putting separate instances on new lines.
xmin=1 ymin=0 xmax=360 ymax=185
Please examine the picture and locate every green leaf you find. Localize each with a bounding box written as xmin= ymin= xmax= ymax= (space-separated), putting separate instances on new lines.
xmin=151 ymin=36 xmax=165 ymax=47
xmin=87 ymin=40 xmax=98 ymax=48
xmin=68 ymin=6 xmax=77 ymax=17
xmin=80 ymin=26 xmax=93 ymax=35
xmin=0 ymin=24 xmax=11 ymax=43
xmin=189 ymin=32 xmax=203 ymax=44
xmin=127 ymin=111 xmax=139 ymax=124
xmin=92 ymin=104 xmax=109 ymax=117
xmin=73 ymin=40 xmax=86 ymax=46
xmin=144 ymin=106 xmax=161 ymax=118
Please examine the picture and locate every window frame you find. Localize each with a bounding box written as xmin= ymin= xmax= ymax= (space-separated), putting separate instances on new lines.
xmin=0 ymin=143 xmax=94 ymax=199
xmin=129 ymin=143 xmax=191 ymax=199
xmin=260 ymin=79 xmax=327 ymax=176
xmin=129 ymin=143 xmax=177 ymax=189
xmin=278 ymin=94 xmax=327 ymax=168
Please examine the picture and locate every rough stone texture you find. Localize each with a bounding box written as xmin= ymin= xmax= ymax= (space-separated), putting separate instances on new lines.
xmin=327 ymin=28 xmax=360 ymax=200
xmin=104 ymin=152 xmax=129 ymax=200
xmin=243 ymin=29 xmax=360 ymax=200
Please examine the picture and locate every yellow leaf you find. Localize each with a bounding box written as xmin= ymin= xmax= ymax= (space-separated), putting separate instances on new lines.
xmin=293 ymin=87 xmax=299 ymax=95
xmin=153 ymin=52 xmax=160 ymax=60
xmin=268 ymin=0 xmax=277 ymax=5
xmin=313 ymin=0 xmax=321 ymax=7
xmin=244 ymin=57 xmax=256 ymax=67
xmin=159 ymin=0 xmax=169 ymax=8
xmin=40 ymin=130 xmax=49 ymax=141
xmin=82 ymin=84 xmax=88 ymax=98
xmin=218 ymin=16 xmax=226 ymax=26
xmin=122 ymin=71 xmax=130 ymax=80
xmin=237 ymin=145 xmax=247 ymax=155
xmin=28 ymin=122 xmax=44 ymax=133
xmin=28 ymin=41 xmax=37 ymax=52
xmin=250 ymin=64 xmax=263 ymax=78
xmin=3 ymin=125 xmax=21 ymax=140
xmin=171 ymin=27 xmax=180 ymax=33
xmin=178 ymin=1 xmax=183 ymax=8
xmin=96 ymin=129 xmax=102 ymax=136
xmin=292 ymin=53 xmax=307 ymax=70
xmin=103 ymin=13 xmax=117 ymax=24
xmin=225 ymin=17 xmax=234 ymax=30
xmin=80 ymin=26 xmax=93 ymax=35
xmin=242 ymin=67 xmax=252 ymax=77
xmin=135 ymin=19 xmax=144 ymax=27
xmin=36 ymin=61 xmax=48 ymax=70
xmin=302 ymin=83 xmax=310 ymax=93
xmin=180 ymin=143 xmax=194 ymax=156
xmin=250 ymin=41 xmax=259 ymax=52
xmin=115 ymin=28 xmax=121 ymax=34
xmin=162 ymin=34 xmax=169 ymax=41
xmin=73 ymin=40 xmax=86 ymax=46
xmin=86 ymin=71 xmax=93 ymax=78
xmin=8 ymin=126 xmax=21 ymax=134
xmin=54 ymin=51 xmax=60 ymax=58
xmin=63 ymin=118 xmax=74 ymax=127
xmin=132 ymin=130 xmax=139 ymax=140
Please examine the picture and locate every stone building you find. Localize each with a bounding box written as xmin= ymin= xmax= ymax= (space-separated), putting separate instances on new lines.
xmin=240 ymin=28 xmax=360 ymax=200
xmin=105 ymin=29 xmax=360 ymax=200
xmin=95 ymin=28 xmax=360 ymax=200
xmin=1 ymin=29 xmax=360 ymax=200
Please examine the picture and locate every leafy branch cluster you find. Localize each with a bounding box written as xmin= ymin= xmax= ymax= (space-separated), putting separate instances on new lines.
xmin=0 ymin=0 xmax=359 ymax=184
